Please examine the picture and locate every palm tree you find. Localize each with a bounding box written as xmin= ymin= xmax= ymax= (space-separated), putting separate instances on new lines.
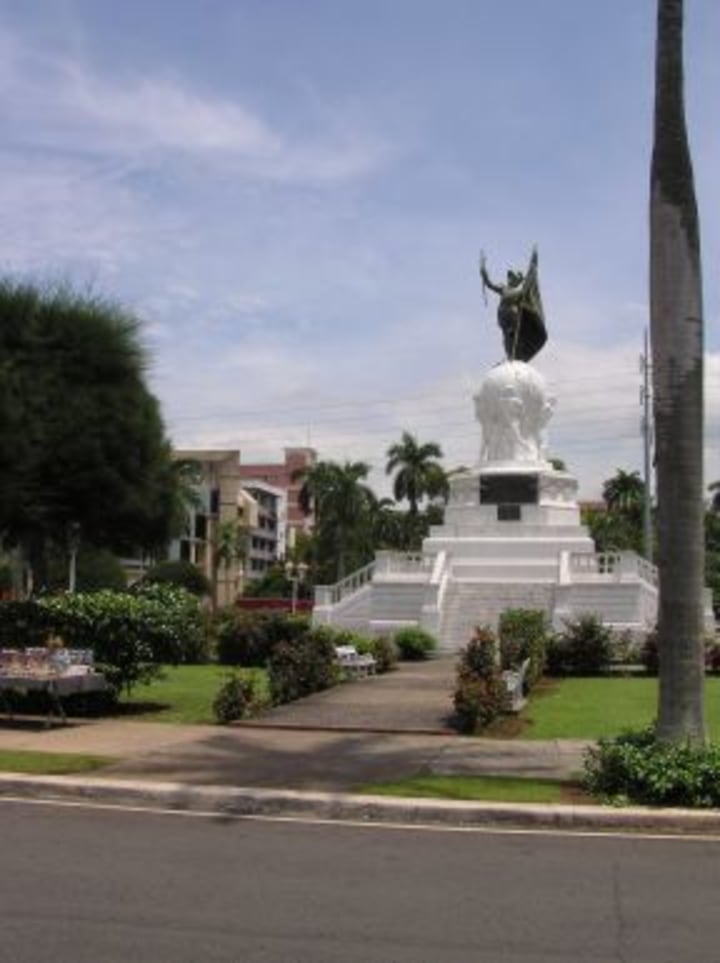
xmin=212 ymin=518 xmax=249 ymax=609
xmin=602 ymin=469 xmax=645 ymax=515
xmin=293 ymin=459 xmax=375 ymax=582
xmin=650 ymin=0 xmax=706 ymax=742
xmin=385 ymin=432 xmax=448 ymax=517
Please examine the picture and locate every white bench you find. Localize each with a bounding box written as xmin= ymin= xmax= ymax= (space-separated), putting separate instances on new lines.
xmin=335 ymin=645 xmax=377 ymax=679
xmin=502 ymin=657 xmax=531 ymax=712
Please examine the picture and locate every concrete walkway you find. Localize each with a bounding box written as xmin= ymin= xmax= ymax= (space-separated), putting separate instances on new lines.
xmin=244 ymin=656 xmax=458 ymax=733
xmin=0 ymin=659 xmax=590 ymax=791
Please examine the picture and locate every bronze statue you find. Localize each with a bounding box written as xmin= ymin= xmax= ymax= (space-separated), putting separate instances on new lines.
xmin=479 ymin=247 xmax=547 ymax=362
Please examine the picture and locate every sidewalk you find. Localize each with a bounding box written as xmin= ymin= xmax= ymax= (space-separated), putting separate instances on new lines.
xmin=2 ymin=659 xmax=715 ymax=833
xmin=0 ymin=658 xmax=589 ymax=790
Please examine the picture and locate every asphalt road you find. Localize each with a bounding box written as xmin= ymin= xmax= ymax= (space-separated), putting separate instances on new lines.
xmin=1 ymin=799 xmax=719 ymax=963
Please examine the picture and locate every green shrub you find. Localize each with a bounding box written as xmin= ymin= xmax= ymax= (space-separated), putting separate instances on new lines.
xmin=452 ymin=627 xmax=509 ymax=734
xmin=267 ymin=627 xmax=338 ymax=705
xmin=141 ymin=559 xmax=211 ymax=597
xmin=640 ymin=628 xmax=659 ymax=675
xmin=498 ymin=608 xmax=548 ymax=689
xmin=322 ymin=627 xmax=398 ymax=674
xmin=212 ymin=673 xmax=256 ymax=723
xmin=215 ymin=610 xmax=310 ymax=666
xmin=44 ymin=546 xmax=128 ymax=594
xmin=583 ymin=728 xmax=720 ymax=808
xmin=0 ymin=600 xmax=53 ymax=647
xmin=393 ymin=626 xmax=437 ymax=661
xmin=129 ymin=582 xmax=208 ymax=663
xmin=705 ymin=639 xmax=720 ymax=675
xmin=355 ymin=635 xmax=398 ymax=674
xmin=546 ymin=614 xmax=613 ymax=676
xmin=37 ymin=587 xmax=205 ymax=693
xmin=0 ymin=562 xmax=14 ymax=593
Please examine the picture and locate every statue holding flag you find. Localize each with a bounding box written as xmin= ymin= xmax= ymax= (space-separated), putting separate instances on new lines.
xmin=479 ymin=247 xmax=547 ymax=363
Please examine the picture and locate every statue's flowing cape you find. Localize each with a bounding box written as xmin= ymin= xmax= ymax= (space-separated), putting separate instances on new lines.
xmin=514 ymin=259 xmax=547 ymax=362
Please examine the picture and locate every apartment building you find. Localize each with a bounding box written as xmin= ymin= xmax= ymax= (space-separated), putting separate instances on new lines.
xmin=170 ymin=448 xmax=243 ymax=607
xmin=237 ymin=447 xmax=316 ymax=545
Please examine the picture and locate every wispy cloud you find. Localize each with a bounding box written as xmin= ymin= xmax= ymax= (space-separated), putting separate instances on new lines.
xmin=0 ymin=22 xmax=389 ymax=183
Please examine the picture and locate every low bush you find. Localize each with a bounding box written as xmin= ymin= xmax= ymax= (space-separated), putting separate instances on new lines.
xmin=326 ymin=627 xmax=398 ymax=674
xmin=0 ymin=600 xmax=53 ymax=647
xmin=215 ymin=610 xmax=310 ymax=667
xmin=37 ymin=586 xmax=206 ymax=694
xmin=546 ymin=614 xmax=613 ymax=676
xmin=141 ymin=559 xmax=211 ymax=597
xmin=0 ymin=563 xmax=13 ymax=593
xmin=267 ymin=626 xmax=338 ymax=705
xmin=212 ymin=674 xmax=257 ymax=723
xmin=452 ymin=626 xmax=509 ymax=734
xmin=640 ymin=629 xmax=659 ymax=675
xmin=583 ymin=727 xmax=720 ymax=808
xmin=393 ymin=626 xmax=437 ymax=661
xmin=639 ymin=630 xmax=720 ymax=677
xmin=498 ymin=608 xmax=548 ymax=690
xmin=705 ymin=639 xmax=720 ymax=675
xmin=355 ymin=635 xmax=398 ymax=674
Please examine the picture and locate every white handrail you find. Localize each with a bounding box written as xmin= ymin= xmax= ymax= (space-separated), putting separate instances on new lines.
xmin=567 ymin=551 xmax=658 ymax=586
xmin=314 ymin=560 xmax=376 ymax=606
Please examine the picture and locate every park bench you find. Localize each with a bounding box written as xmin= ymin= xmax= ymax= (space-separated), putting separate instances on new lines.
xmin=0 ymin=647 xmax=107 ymax=725
xmin=502 ymin=657 xmax=531 ymax=712
xmin=335 ymin=645 xmax=377 ymax=680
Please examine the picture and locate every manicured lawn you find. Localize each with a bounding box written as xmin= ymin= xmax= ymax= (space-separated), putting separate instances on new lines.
xmin=518 ymin=677 xmax=720 ymax=741
xmin=118 ymin=665 xmax=269 ymax=725
xmin=359 ymin=774 xmax=574 ymax=804
xmin=0 ymin=749 xmax=115 ymax=775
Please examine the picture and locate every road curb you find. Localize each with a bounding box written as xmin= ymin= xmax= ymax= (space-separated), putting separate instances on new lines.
xmin=2 ymin=772 xmax=720 ymax=834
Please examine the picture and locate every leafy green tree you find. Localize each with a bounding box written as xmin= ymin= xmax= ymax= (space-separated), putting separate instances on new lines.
xmin=0 ymin=281 xmax=180 ymax=590
xmin=602 ymin=469 xmax=645 ymax=517
xmin=650 ymin=0 xmax=706 ymax=742
xmin=142 ymin=559 xmax=211 ymax=597
xmin=385 ymin=432 xmax=448 ymax=517
xmin=584 ymin=468 xmax=647 ymax=554
xmin=294 ymin=459 xmax=375 ymax=582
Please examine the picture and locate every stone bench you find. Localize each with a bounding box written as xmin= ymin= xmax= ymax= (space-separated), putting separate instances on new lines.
xmin=502 ymin=657 xmax=531 ymax=712
xmin=335 ymin=645 xmax=377 ymax=679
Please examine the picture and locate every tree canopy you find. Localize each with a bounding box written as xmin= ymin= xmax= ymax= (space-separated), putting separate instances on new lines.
xmin=0 ymin=280 xmax=180 ymax=584
xmin=385 ymin=431 xmax=448 ymax=516
xmin=294 ymin=459 xmax=377 ymax=583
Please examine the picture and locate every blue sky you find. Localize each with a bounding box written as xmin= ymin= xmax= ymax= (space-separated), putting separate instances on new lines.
xmin=1 ymin=0 xmax=717 ymax=499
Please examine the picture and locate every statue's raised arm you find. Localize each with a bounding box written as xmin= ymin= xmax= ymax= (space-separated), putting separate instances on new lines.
xmin=480 ymin=246 xmax=547 ymax=363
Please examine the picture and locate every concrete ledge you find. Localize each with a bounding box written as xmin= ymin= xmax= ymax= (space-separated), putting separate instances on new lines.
xmin=2 ymin=772 xmax=720 ymax=834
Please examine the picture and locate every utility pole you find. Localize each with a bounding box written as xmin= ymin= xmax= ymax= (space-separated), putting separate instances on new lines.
xmin=640 ymin=328 xmax=653 ymax=562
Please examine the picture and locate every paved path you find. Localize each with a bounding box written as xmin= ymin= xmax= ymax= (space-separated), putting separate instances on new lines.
xmin=0 ymin=658 xmax=591 ymax=790
xmin=245 ymin=656 xmax=458 ymax=733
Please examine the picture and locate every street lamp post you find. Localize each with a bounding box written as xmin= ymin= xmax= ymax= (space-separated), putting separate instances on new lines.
xmin=285 ymin=561 xmax=308 ymax=614
xmin=68 ymin=522 xmax=81 ymax=593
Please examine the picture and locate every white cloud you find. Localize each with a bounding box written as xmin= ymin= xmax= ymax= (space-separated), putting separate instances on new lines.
xmin=0 ymin=23 xmax=389 ymax=184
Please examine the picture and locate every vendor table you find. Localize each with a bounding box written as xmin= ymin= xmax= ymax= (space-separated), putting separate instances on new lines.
xmin=0 ymin=653 xmax=107 ymax=726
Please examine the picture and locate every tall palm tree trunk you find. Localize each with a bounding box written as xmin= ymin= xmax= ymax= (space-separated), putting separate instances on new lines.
xmin=650 ymin=0 xmax=706 ymax=742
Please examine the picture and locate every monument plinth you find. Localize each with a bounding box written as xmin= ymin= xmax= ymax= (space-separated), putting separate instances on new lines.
xmin=314 ymin=245 xmax=662 ymax=649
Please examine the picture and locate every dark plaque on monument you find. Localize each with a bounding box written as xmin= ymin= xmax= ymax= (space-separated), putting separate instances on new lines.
xmin=479 ymin=473 xmax=539 ymax=505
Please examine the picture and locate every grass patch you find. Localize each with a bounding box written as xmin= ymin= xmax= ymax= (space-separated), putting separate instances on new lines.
xmin=358 ymin=774 xmax=577 ymax=804
xmin=0 ymin=749 xmax=115 ymax=775
xmin=516 ymin=677 xmax=720 ymax=741
xmin=117 ymin=665 xmax=269 ymax=724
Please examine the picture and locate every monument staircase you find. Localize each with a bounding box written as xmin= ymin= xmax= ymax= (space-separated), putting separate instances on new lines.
xmin=313 ymin=359 xmax=715 ymax=647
